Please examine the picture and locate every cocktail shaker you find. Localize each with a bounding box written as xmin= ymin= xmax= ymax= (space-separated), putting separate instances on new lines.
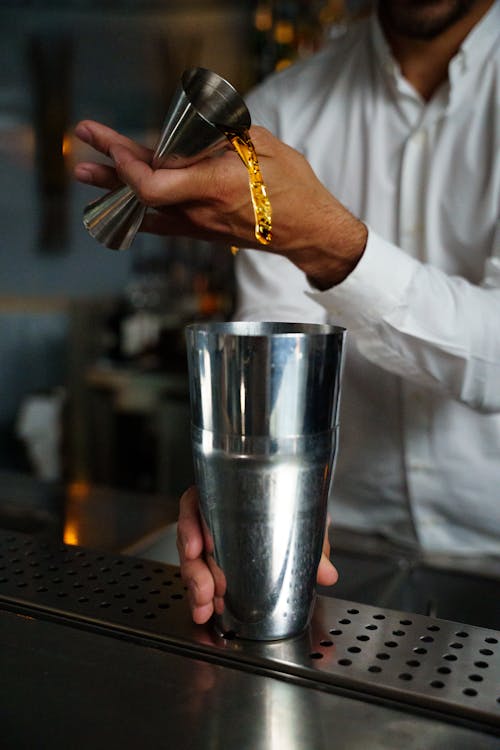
xmin=185 ymin=321 xmax=346 ymax=640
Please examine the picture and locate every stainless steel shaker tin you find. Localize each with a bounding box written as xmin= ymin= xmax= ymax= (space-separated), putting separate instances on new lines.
xmin=185 ymin=321 xmax=346 ymax=641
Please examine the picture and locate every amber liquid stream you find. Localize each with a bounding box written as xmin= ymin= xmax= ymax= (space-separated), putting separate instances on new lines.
xmin=227 ymin=130 xmax=272 ymax=254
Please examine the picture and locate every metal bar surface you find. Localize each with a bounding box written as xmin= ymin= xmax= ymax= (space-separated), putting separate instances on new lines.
xmin=0 ymin=528 xmax=498 ymax=735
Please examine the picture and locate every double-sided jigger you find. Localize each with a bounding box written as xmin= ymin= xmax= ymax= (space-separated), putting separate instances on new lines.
xmin=83 ymin=67 xmax=251 ymax=251
xmin=185 ymin=322 xmax=346 ymax=640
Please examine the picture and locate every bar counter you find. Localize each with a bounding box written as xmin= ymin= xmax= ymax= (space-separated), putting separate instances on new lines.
xmin=0 ymin=473 xmax=499 ymax=748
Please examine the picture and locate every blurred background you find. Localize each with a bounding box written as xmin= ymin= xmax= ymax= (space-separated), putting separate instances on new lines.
xmin=0 ymin=0 xmax=348 ymax=547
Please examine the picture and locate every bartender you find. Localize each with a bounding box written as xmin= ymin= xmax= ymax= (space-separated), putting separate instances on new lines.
xmin=75 ymin=0 xmax=500 ymax=625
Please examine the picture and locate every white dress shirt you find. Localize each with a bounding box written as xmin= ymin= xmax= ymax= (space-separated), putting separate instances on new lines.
xmin=235 ymin=4 xmax=500 ymax=555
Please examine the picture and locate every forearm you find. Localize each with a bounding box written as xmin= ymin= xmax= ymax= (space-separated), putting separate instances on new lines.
xmin=309 ymin=230 xmax=500 ymax=413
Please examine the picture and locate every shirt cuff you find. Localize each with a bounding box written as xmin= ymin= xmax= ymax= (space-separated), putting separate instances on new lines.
xmin=306 ymin=227 xmax=419 ymax=330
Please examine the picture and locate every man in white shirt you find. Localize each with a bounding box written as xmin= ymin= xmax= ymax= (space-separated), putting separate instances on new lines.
xmin=75 ymin=0 xmax=499 ymax=624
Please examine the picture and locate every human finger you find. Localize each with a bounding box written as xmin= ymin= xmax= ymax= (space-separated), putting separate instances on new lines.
xmin=317 ymin=516 xmax=338 ymax=587
xmin=110 ymin=142 xmax=239 ymax=208
xmin=74 ymin=162 xmax=122 ymax=191
xmin=74 ymin=119 xmax=152 ymax=162
xmin=177 ymin=486 xmax=205 ymax=561
xmin=182 ymin=557 xmax=216 ymax=624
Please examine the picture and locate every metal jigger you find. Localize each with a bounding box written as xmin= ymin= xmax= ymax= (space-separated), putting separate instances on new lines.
xmin=83 ymin=68 xmax=251 ymax=251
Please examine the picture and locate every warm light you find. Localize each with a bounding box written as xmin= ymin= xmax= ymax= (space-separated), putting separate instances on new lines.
xmin=62 ymin=132 xmax=72 ymax=158
xmin=275 ymin=58 xmax=293 ymax=72
xmin=67 ymin=480 xmax=91 ymax=500
xmin=255 ymin=4 xmax=273 ymax=32
xmin=274 ymin=20 xmax=294 ymax=45
xmin=63 ymin=521 xmax=79 ymax=546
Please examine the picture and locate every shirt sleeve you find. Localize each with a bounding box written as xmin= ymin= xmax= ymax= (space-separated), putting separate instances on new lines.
xmin=306 ymin=227 xmax=500 ymax=414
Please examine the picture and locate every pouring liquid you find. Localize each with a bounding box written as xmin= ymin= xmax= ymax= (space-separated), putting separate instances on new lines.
xmin=227 ymin=130 xmax=272 ymax=254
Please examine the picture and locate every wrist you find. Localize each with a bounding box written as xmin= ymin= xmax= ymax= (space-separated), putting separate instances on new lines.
xmin=302 ymin=215 xmax=368 ymax=291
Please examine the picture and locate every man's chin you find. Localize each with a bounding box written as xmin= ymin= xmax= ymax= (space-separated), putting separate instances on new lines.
xmin=377 ymin=0 xmax=479 ymax=40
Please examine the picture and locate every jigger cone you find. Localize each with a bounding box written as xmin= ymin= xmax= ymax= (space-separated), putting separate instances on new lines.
xmin=83 ymin=67 xmax=251 ymax=251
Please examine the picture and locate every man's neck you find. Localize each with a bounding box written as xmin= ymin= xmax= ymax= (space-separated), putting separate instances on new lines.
xmin=379 ymin=1 xmax=494 ymax=100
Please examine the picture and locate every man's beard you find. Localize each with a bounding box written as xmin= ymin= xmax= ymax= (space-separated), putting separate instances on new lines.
xmin=377 ymin=0 xmax=480 ymax=39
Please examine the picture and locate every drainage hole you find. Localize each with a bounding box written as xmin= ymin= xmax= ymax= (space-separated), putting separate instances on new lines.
xmin=144 ymin=612 xmax=156 ymax=619
xmin=420 ymin=635 xmax=434 ymax=643
xmin=365 ymin=624 xmax=378 ymax=631
xmin=398 ymin=673 xmax=413 ymax=681
xmin=17 ymin=582 xmax=27 ymax=588
xmin=100 ymin=566 xmax=111 ymax=573
xmin=113 ymin=593 xmax=125 ymax=599
xmin=455 ymin=631 xmax=469 ymax=638
xmin=468 ymin=674 xmax=483 ymax=682
xmin=37 ymin=586 xmax=48 ymax=593
xmin=153 ymin=567 xmax=164 ymax=574
xmin=99 ymin=602 xmax=110 ymax=608
xmin=443 ymin=654 xmax=457 ymax=661
xmin=413 ymin=647 xmax=427 ymax=655
xmin=474 ymin=661 xmax=489 ymax=669
xmin=32 ymin=573 xmax=42 ymax=579
xmin=136 ymin=597 xmax=147 ymax=604
xmin=339 ymin=619 xmax=351 ymax=625
xmin=376 ymin=653 xmax=390 ymax=660
xmin=120 ymin=571 xmax=131 ymax=578
xmin=106 ymin=579 xmax=118 ymax=586
xmin=93 ymin=588 xmax=104 ymax=594
xmin=479 ymin=648 xmax=493 ymax=656
xmin=347 ymin=646 xmax=361 ymax=654
xmin=437 ymin=666 xmax=451 ymax=675
xmin=133 ymin=563 xmax=144 ymax=570
xmin=384 ymin=641 xmax=398 ymax=648
xmin=162 ymin=580 xmax=173 ymax=587
xmin=338 ymin=659 xmax=352 ymax=666
xmin=392 ymin=630 xmax=405 ymax=637
xmin=347 ymin=609 xmax=359 ymax=615
xmin=449 ymin=642 xmax=463 ymax=649
xmin=320 ymin=639 xmax=333 ymax=647
xmin=485 ymin=637 xmax=498 ymax=644
xmin=141 ymin=576 xmax=152 ymax=582
xmin=400 ymin=619 xmax=413 ymax=626
xmin=149 ymin=589 xmax=160 ymax=595
xmin=87 ymin=574 xmax=97 ymax=581
xmin=406 ymin=660 xmax=420 ymax=668
xmin=73 ymin=582 xmax=83 ymax=589
xmin=122 ymin=607 xmax=134 ymax=614
xmin=357 ymin=635 xmax=370 ymax=642
xmin=113 ymin=559 xmax=125 ymax=566
xmin=430 ymin=681 xmax=445 ymax=689
xmin=373 ymin=614 xmax=386 ymax=620
xmin=329 ymin=629 xmax=342 ymax=636
xmin=463 ymin=688 xmax=478 ymax=697
xmin=51 ymin=577 xmax=62 ymax=584
xmin=158 ymin=603 xmax=170 ymax=609
xmin=368 ymin=666 xmax=382 ymax=673
xmin=78 ymin=596 xmax=89 ymax=603
xmin=310 ymin=652 xmax=323 ymax=660
xmin=171 ymin=593 xmax=183 ymax=600
xmin=128 ymin=584 xmax=139 ymax=590
xmin=427 ymin=625 xmax=440 ymax=632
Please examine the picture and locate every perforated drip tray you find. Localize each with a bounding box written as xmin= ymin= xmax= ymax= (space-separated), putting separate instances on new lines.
xmin=0 ymin=529 xmax=498 ymax=734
